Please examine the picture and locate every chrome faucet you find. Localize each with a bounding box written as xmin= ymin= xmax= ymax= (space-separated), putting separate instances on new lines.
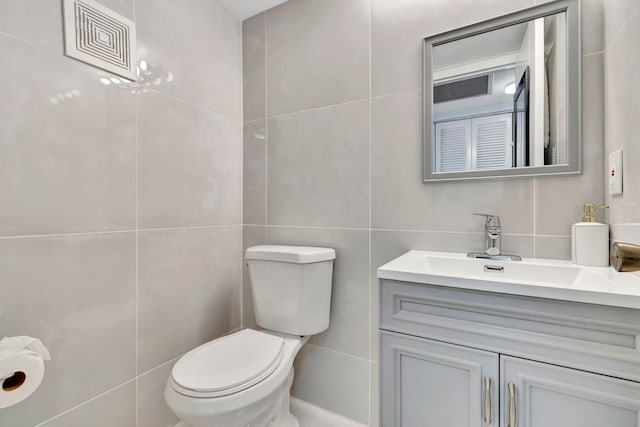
xmin=468 ymin=213 xmax=522 ymax=261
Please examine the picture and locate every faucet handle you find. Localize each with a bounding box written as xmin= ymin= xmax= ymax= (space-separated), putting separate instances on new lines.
xmin=473 ymin=213 xmax=501 ymax=228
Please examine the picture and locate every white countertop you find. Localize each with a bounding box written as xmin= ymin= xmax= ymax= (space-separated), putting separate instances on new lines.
xmin=377 ymin=250 xmax=640 ymax=309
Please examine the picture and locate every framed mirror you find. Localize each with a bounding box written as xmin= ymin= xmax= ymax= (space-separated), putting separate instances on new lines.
xmin=423 ymin=0 xmax=581 ymax=181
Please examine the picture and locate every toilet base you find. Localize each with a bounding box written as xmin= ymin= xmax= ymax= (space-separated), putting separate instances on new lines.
xmin=169 ymin=369 xmax=300 ymax=427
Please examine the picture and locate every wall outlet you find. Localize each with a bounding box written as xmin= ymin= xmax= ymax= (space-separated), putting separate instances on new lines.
xmin=609 ymin=149 xmax=623 ymax=195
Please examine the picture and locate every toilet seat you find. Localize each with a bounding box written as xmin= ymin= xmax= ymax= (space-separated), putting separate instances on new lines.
xmin=170 ymin=329 xmax=284 ymax=398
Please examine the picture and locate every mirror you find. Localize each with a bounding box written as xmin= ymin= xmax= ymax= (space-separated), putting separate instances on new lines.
xmin=423 ymin=0 xmax=581 ymax=181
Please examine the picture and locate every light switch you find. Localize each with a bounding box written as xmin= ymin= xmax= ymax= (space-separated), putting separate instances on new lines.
xmin=609 ymin=149 xmax=623 ymax=195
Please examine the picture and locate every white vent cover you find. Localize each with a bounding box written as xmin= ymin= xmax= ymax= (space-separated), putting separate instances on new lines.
xmin=63 ymin=0 xmax=137 ymax=80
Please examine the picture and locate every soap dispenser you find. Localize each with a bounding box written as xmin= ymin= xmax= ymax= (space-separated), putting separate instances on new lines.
xmin=571 ymin=203 xmax=609 ymax=267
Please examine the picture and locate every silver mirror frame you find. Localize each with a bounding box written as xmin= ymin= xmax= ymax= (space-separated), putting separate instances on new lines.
xmin=423 ymin=0 xmax=581 ymax=182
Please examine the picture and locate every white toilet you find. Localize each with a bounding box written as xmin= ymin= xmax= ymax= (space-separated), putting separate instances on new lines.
xmin=165 ymin=245 xmax=336 ymax=427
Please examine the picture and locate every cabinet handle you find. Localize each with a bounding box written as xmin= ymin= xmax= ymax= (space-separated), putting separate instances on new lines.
xmin=484 ymin=377 xmax=491 ymax=424
xmin=508 ymin=383 xmax=517 ymax=427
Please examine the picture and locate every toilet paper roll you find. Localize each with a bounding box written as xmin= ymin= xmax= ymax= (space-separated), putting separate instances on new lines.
xmin=0 ymin=337 xmax=50 ymax=409
xmin=0 ymin=351 xmax=45 ymax=408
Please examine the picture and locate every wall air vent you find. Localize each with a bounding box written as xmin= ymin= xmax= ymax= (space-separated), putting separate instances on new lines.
xmin=63 ymin=0 xmax=137 ymax=80
xmin=434 ymin=74 xmax=489 ymax=104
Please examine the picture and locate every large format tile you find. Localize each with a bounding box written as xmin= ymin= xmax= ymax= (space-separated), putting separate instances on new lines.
xmin=243 ymin=13 xmax=266 ymax=122
xmin=603 ymin=0 xmax=640 ymax=44
xmin=137 ymin=91 xmax=242 ymax=229
xmin=371 ymin=0 xmax=533 ymax=96
xmin=38 ymin=382 xmax=136 ymax=427
xmin=137 ymin=361 xmax=180 ymax=427
xmin=0 ymin=232 xmax=136 ymax=427
xmin=242 ymin=225 xmax=267 ymax=329
xmin=535 ymin=53 xmax=605 ymax=236
xmin=369 ymin=362 xmax=379 ymax=427
xmin=292 ymin=344 xmax=370 ymax=424
xmin=581 ymin=0 xmax=605 ymax=54
xmin=0 ymin=34 xmax=136 ymax=237
xmin=604 ymin=7 xmax=640 ymax=224
xmin=535 ymin=235 xmax=571 ymax=260
xmin=371 ymin=89 xmax=534 ymax=234
xmin=266 ymin=0 xmax=370 ymax=116
xmin=243 ymin=120 xmax=267 ymax=225
xmin=267 ymin=100 xmax=370 ymax=228
xmin=136 ymin=0 xmax=241 ymax=120
xmin=0 ymin=0 xmax=133 ymax=55
xmin=266 ymin=226 xmax=370 ymax=359
xmin=137 ymin=226 xmax=241 ymax=373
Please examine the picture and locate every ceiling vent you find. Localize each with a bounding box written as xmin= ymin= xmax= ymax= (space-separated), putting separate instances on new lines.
xmin=434 ymin=74 xmax=490 ymax=104
xmin=63 ymin=0 xmax=137 ymax=80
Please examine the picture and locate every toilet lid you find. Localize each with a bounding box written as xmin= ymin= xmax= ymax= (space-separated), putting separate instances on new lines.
xmin=171 ymin=329 xmax=284 ymax=397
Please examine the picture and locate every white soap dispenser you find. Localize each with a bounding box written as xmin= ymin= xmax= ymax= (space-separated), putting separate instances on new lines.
xmin=571 ymin=203 xmax=609 ymax=267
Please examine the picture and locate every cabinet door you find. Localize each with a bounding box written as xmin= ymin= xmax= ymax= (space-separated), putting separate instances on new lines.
xmin=501 ymin=356 xmax=640 ymax=427
xmin=381 ymin=332 xmax=498 ymax=427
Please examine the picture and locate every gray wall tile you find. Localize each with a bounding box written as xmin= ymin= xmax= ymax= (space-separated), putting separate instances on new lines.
xmin=137 ymin=361 xmax=180 ymax=427
xmin=243 ymin=121 xmax=267 ymax=225
xmin=535 ymin=235 xmax=572 ymax=260
xmin=243 ymin=13 xmax=267 ymax=122
xmin=267 ymin=101 xmax=370 ymax=228
xmin=0 ymin=34 xmax=136 ymax=237
xmin=38 ymin=382 xmax=136 ymax=427
xmin=292 ymin=344 xmax=370 ymax=424
xmin=604 ymin=4 xmax=640 ymax=224
xmin=137 ymin=226 xmax=241 ymax=373
xmin=137 ymin=91 xmax=242 ymax=229
xmin=136 ymin=0 xmax=242 ymax=120
xmin=0 ymin=233 xmax=136 ymax=427
xmin=266 ymin=0 xmax=370 ymax=116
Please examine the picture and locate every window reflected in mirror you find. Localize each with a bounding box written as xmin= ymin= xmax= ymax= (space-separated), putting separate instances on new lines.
xmin=431 ymin=12 xmax=567 ymax=174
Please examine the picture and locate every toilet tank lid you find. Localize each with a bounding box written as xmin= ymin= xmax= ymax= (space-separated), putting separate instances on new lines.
xmin=246 ymin=245 xmax=336 ymax=264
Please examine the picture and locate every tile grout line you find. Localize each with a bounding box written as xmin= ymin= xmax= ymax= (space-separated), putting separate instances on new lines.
xmin=264 ymin=11 xmax=269 ymax=228
xmin=133 ymin=27 xmax=140 ymax=426
xmin=147 ymin=88 xmax=242 ymax=125
xmin=367 ymin=0 xmax=374 ymax=425
xmin=265 ymin=96 xmax=371 ymax=121
xmin=34 ymin=379 xmax=136 ymax=427
xmin=0 ymin=224 xmax=243 ymax=241
xmin=239 ymin=16 xmax=245 ymax=331
xmin=0 ymin=225 xmax=568 ymax=240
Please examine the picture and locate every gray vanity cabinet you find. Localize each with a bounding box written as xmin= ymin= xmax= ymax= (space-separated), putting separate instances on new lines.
xmin=501 ymin=357 xmax=640 ymax=427
xmin=381 ymin=332 xmax=498 ymax=427
xmin=379 ymin=280 xmax=640 ymax=427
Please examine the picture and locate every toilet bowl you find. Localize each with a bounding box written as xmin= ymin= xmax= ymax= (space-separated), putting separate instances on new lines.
xmin=165 ymin=329 xmax=309 ymax=427
xmin=165 ymin=245 xmax=335 ymax=427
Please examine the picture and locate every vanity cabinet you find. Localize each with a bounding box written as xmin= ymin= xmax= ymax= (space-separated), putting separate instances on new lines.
xmin=379 ymin=279 xmax=640 ymax=427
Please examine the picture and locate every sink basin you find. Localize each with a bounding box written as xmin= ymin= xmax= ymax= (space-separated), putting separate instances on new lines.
xmin=425 ymin=253 xmax=581 ymax=287
xmin=377 ymin=250 xmax=640 ymax=309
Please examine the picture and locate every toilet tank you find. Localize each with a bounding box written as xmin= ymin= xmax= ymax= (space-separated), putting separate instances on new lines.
xmin=245 ymin=245 xmax=336 ymax=336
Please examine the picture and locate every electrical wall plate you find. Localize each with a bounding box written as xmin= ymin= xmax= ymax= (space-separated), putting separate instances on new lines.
xmin=609 ymin=149 xmax=623 ymax=195
xmin=63 ymin=0 xmax=137 ymax=81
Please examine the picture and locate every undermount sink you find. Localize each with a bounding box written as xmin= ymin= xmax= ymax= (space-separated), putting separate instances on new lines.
xmin=377 ymin=250 xmax=640 ymax=309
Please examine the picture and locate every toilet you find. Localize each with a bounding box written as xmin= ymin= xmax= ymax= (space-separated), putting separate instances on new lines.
xmin=165 ymin=245 xmax=336 ymax=427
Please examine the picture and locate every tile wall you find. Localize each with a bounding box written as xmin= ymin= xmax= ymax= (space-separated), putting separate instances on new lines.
xmin=603 ymin=0 xmax=640 ymax=227
xmin=0 ymin=0 xmax=242 ymax=426
xmin=242 ymin=0 xmax=605 ymax=425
